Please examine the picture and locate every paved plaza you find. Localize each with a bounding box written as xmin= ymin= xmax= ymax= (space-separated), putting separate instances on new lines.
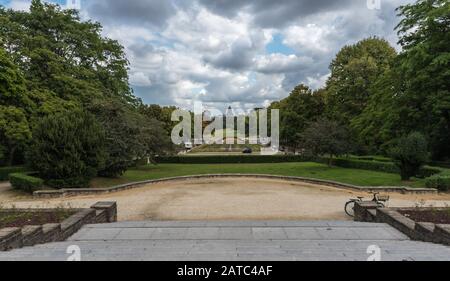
xmin=0 ymin=221 xmax=449 ymax=261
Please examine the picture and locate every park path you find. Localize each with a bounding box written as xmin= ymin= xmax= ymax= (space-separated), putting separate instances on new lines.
xmin=0 ymin=221 xmax=449 ymax=261
xmin=2 ymin=178 xmax=450 ymax=221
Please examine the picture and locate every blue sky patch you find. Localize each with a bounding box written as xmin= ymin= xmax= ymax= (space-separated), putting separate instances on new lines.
xmin=265 ymin=34 xmax=295 ymax=55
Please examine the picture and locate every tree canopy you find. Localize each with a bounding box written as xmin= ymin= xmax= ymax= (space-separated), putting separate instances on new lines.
xmin=0 ymin=0 xmax=173 ymax=185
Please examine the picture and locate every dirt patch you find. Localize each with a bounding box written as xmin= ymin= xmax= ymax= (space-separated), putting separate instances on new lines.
xmin=1 ymin=178 xmax=450 ymax=222
xmin=0 ymin=210 xmax=75 ymax=228
xmin=399 ymin=209 xmax=450 ymax=224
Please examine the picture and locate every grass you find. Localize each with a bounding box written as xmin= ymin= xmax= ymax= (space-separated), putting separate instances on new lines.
xmin=90 ymin=162 xmax=426 ymax=189
xmin=0 ymin=210 xmax=74 ymax=228
xmin=189 ymin=143 xmax=262 ymax=153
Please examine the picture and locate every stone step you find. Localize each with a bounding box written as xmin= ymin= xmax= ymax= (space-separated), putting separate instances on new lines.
xmin=0 ymin=221 xmax=449 ymax=261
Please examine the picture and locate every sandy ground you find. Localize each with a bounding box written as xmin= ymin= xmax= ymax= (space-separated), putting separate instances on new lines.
xmin=1 ymin=178 xmax=450 ymax=222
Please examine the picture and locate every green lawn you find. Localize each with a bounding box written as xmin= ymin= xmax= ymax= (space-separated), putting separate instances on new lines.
xmin=91 ymin=162 xmax=425 ymax=189
xmin=189 ymin=143 xmax=262 ymax=153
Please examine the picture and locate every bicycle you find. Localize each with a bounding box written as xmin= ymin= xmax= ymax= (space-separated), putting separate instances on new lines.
xmin=345 ymin=192 xmax=390 ymax=217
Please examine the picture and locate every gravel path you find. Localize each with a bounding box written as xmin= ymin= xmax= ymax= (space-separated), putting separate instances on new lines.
xmin=1 ymin=178 xmax=450 ymax=221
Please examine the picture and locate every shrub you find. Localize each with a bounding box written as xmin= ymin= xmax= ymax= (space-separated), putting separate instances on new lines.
xmin=425 ymin=175 xmax=450 ymax=191
xmin=46 ymin=177 xmax=90 ymax=189
xmin=301 ymin=119 xmax=352 ymax=165
xmin=320 ymin=158 xmax=440 ymax=177
xmin=156 ymin=155 xmax=315 ymax=164
xmin=9 ymin=173 xmax=44 ymax=192
xmin=416 ymin=166 xmax=443 ymax=179
xmin=390 ymin=132 xmax=429 ymax=180
xmin=428 ymin=161 xmax=450 ymax=169
xmin=328 ymin=158 xmax=399 ymax=173
xmin=0 ymin=166 xmax=28 ymax=181
xmin=26 ymin=110 xmax=107 ymax=189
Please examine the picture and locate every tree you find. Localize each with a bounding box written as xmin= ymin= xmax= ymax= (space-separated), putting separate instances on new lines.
xmin=0 ymin=48 xmax=30 ymax=108
xmin=0 ymin=144 xmax=5 ymax=164
xmin=350 ymin=67 xmax=403 ymax=154
xmin=0 ymin=0 xmax=137 ymax=106
xmin=269 ymin=85 xmax=325 ymax=149
xmin=0 ymin=106 xmax=31 ymax=165
xmin=301 ymin=119 xmax=352 ymax=166
xmin=390 ymin=132 xmax=429 ymax=181
xmin=325 ymin=38 xmax=397 ymax=126
xmin=1 ymin=0 xmax=171 ymax=175
xmin=27 ymin=110 xmax=107 ymax=188
xmin=139 ymin=104 xmax=177 ymax=135
xmin=0 ymin=48 xmax=33 ymax=165
xmin=90 ymin=99 xmax=173 ymax=177
xmin=393 ymin=0 xmax=450 ymax=160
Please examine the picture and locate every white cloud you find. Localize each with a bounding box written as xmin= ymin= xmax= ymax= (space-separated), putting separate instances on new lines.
xmin=4 ymin=0 xmax=414 ymax=110
xmin=256 ymin=53 xmax=314 ymax=74
xmin=8 ymin=0 xmax=31 ymax=11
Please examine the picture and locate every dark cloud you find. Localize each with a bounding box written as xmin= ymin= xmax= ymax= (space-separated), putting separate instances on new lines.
xmin=86 ymin=0 xmax=175 ymax=27
xmin=198 ymin=0 xmax=357 ymax=27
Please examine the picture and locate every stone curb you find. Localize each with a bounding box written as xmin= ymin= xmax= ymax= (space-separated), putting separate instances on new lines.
xmin=33 ymin=174 xmax=437 ymax=198
xmin=354 ymin=203 xmax=450 ymax=246
xmin=0 ymin=202 xmax=117 ymax=252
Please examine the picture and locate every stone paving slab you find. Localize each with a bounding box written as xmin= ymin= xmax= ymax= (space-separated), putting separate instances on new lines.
xmin=0 ymin=221 xmax=449 ymax=261
xmin=85 ymin=221 xmax=390 ymax=228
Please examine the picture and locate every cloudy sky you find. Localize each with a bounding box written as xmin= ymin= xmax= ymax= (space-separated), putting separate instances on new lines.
xmin=1 ymin=0 xmax=414 ymax=111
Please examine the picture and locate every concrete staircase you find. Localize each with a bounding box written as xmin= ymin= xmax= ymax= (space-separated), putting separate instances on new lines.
xmin=0 ymin=221 xmax=449 ymax=261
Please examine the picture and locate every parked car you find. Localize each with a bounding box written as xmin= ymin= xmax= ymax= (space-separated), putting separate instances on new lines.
xmin=242 ymin=147 xmax=253 ymax=154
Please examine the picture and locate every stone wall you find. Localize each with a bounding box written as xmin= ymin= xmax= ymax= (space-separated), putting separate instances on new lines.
xmin=355 ymin=202 xmax=450 ymax=246
xmin=0 ymin=202 xmax=117 ymax=251
xmin=33 ymin=174 xmax=437 ymax=198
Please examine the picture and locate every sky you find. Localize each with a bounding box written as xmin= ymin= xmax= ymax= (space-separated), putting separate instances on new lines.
xmin=0 ymin=0 xmax=414 ymax=111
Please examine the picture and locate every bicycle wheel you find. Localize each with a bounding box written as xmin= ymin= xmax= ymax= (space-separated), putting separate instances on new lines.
xmin=377 ymin=202 xmax=385 ymax=208
xmin=345 ymin=201 xmax=356 ymax=217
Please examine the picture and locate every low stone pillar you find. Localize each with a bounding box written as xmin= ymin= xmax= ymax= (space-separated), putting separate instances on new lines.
xmin=91 ymin=202 xmax=117 ymax=223
xmin=354 ymin=201 xmax=379 ymax=222
xmin=434 ymin=225 xmax=450 ymax=246
xmin=0 ymin=228 xmax=23 ymax=251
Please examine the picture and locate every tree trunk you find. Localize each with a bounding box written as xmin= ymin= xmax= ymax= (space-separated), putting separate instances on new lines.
xmin=7 ymin=146 xmax=16 ymax=166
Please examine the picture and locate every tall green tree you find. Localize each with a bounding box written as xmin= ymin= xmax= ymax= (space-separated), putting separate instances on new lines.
xmin=325 ymin=38 xmax=397 ymax=126
xmin=394 ymin=0 xmax=450 ymax=160
xmin=0 ymin=106 xmax=31 ymax=165
xmin=269 ymin=85 xmax=325 ymax=148
xmin=1 ymin=0 xmax=174 ymax=175
xmin=354 ymin=0 xmax=450 ymax=159
xmin=0 ymin=0 xmax=137 ymax=106
xmin=0 ymin=47 xmax=32 ymax=164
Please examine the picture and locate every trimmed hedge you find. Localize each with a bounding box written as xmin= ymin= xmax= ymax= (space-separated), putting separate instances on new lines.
xmin=156 ymin=155 xmax=315 ymax=164
xmin=46 ymin=177 xmax=90 ymax=189
xmin=329 ymin=158 xmax=398 ymax=173
xmin=9 ymin=173 xmax=44 ymax=192
xmin=429 ymin=161 xmax=450 ymax=169
xmin=156 ymin=155 xmax=442 ymax=179
xmin=425 ymin=174 xmax=450 ymax=191
xmin=350 ymin=156 xmax=393 ymax=163
xmin=329 ymin=158 xmax=441 ymax=178
xmin=0 ymin=166 xmax=28 ymax=181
